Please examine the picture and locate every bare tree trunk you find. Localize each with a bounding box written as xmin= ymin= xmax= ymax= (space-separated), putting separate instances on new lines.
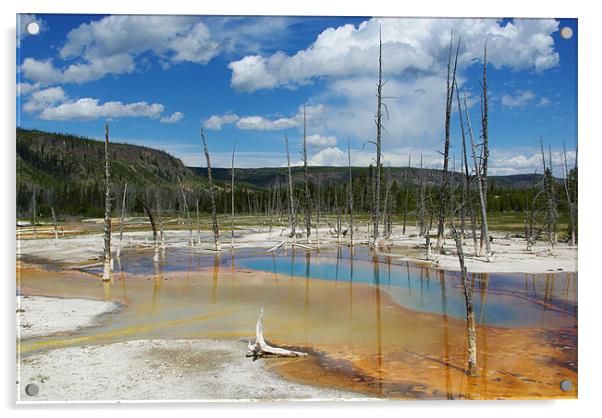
xmin=117 ymin=183 xmax=127 ymax=258
xmin=562 ymin=142 xmax=576 ymax=246
xmin=479 ymin=43 xmax=490 ymax=256
xmin=315 ymin=179 xmax=321 ymax=249
xmin=373 ymin=29 xmax=384 ymax=245
xmin=102 ymin=123 xmax=112 ymax=281
xmin=137 ymin=197 xmax=159 ymax=262
xmin=419 ymin=154 xmax=426 ymax=236
xmin=202 ymin=128 xmax=220 ymax=251
xmin=464 ymin=94 xmax=491 ymax=261
xmin=195 ymin=198 xmax=201 ymax=246
xmin=231 ymin=143 xmax=236 ymax=249
xmin=285 ymin=133 xmax=296 ymax=238
xmin=436 ymin=33 xmax=460 ymax=252
xmin=51 ymin=206 xmax=58 ymax=243
xmin=450 ymin=218 xmax=477 ymax=377
xmin=540 ymin=138 xmax=557 ymax=247
xmin=456 ymin=85 xmax=479 ymax=255
xmin=402 ymin=155 xmax=411 ymax=235
xmin=32 ymin=187 xmax=37 ymax=239
xmin=348 ymin=137 xmax=354 ymax=246
xmin=382 ymin=166 xmax=391 ymax=239
xmin=572 ymin=143 xmax=578 ymax=244
xmin=177 ymin=176 xmax=193 ymax=247
xmin=156 ymin=192 xmax=166 ymax=250
xmin=302 ymin=106 xmax=312 ymax=241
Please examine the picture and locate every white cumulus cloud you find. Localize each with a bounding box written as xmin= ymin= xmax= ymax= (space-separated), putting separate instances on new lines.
xmin=203 ymin=113 xmax=240 ymax=130
xmin=501 ymin=90 xmax=536 ymax=108
xmin=229 ymin=18 xmax=560 ymax=92
xmin=305 ymin=134 xmax=337 ymax=149
xmin=23 ymin=87 xmax=67 ymax=112
xmin=160 ymin=112 xmax=184 ymax=124
xmin=39 ymin=98 xmax=164 ymax=121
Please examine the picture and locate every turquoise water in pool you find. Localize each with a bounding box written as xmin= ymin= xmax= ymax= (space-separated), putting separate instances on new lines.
xmin=116 ymin=246 xmax=577 ymax=329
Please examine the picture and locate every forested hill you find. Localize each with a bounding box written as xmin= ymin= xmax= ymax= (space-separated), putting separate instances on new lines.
xmin=190 ymin=166 xmax=545 ymax=190
xmin=17 ymin=128 xmax=548 ymax=217
xmin=17 ymin=128 xmax=196 ymax=187
xmin=17 ymin=128 xmax=206 ymax=217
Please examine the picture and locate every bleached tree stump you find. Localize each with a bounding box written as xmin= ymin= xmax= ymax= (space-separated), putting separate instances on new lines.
xmin=246 ymin=309 xmax=308 ymax=359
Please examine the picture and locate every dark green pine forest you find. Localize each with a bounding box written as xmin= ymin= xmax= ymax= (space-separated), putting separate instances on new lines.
xmin=17 ymin=128 xmax=575 ymax=228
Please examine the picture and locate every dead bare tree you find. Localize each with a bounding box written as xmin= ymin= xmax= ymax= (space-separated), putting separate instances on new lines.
xmin=448 ymin=163 xmax=477 ymax=376
xmin=195 ymin=198 xmax=201 ymax=246
xmin=116 ymin=182 xmax=127 ymax=258
xmin=285 ymin=133 xmax=296 ymax=238
xmin=156 ymin=192 xmax=166 ymax=250
xmin=202 ymin=128 xmax=220 ymax=251
xmin=382 ymin=165 xmax=392 ymax=238
xmin=102 ymin=123 xmax=112 ymax=281
xmin=450 ymin=216 xmax=477 ymax=376
xmin=464 ymin=94 xmax=491 ymax=261
xmin=418 ymin=154 xmax=427 ymax=236
xmin=302 ymin=105 xmax=312 ymax=241
xmin=539 ymin=137 xmax=557 ymax=247
xmin=562 ymin=142 xmax=577 ymax=246
xmin=50 ymin=206 xmax=58 ymax=243
xmin=372 ymin=28 xmax=384 ymax=245
xmin=402 ymin=155 xmax=411 ymax=235
xmin=456 ymin=85 xmax=478 ymax=255
xmin=348 ymin=137 xmax=354 ymax=246
xmin=31 ymin=187 xmax=37 ymax=239
xmin=177 ymin=176 xmax=193 ymax=247
xmin=436 ymin=32 xmax=460 ymax=253
xmin=479 ymin=42 xmax=491 ymax=256
xmin=231 ymin=142 xmax=236 ymax=249
xmin=136 ymin=197 xmax=159 ymax=262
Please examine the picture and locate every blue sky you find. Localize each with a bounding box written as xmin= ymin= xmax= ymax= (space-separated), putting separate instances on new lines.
xmin=17 ymin=15 xmax=577 ymax=174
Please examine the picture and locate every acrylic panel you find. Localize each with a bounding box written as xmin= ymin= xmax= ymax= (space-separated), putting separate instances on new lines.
xmin=16 ymin=14 xmax=578 ymax=402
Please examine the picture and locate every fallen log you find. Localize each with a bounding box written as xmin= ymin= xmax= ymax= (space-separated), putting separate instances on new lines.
xmin=267 ymin=241 xmax=286 ymax=253
xmin=291 ymin=242 xmax=314 ymax=250
xmin=246 ymin=309 xmax=308 ymax=359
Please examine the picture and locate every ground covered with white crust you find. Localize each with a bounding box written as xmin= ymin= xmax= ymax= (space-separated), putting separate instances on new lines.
xmin=18 ymin=338 xmax=362 ymax=402
xmin=17 ymin=295 xmax=120 ymax=339
xmin=17 ymin=224 xmax=577 ymax=274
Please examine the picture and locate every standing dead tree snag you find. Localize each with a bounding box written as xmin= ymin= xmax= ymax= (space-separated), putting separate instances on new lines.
xmin=450 ymin=217 xmax=477 ymax=377
xmin=402 ymin=155 xmax=411 ymax=235
xmin=231 ymin=142 xmax=236 ymax=249
xmin=156 ymin=192 xmax=166 ymax=250
xmin=436 ymin=33 xmax=460 ymax=253
xmin=202 ymin=128 xmax=220 ymax=252
xmin=464 ymin=94 xmax=491 ymax=261
xmin=456 ymin=85 xmax=478 ymax=255
xmin=539 ymin=137 xmax=557 ymax=247
xmin=285 ymin=133 xmax=296 ymax=238
xmin=177 ymin=176 xmax=193 ymax=247
xmin=50 ymin=206 xmax=59 ymax=243
xmin=348 ymin=137 xmax=354 ymax=246
xmin=372 ymin=29 xmax=384 ymax=245
xmin=102 ymin=123 xmax=113 ymax=281
xmin=136 ymin=197 xmax=159 ymax=262
xmin=117 ymin=183 xmax=127 ymax=258
xmin=561 ymin=142 xmax=577 ymax=246
xmin=479 ymin=43 xmax=491 ymax=256
xmin=418 ymin=154 xmax=427 ymax=236
xmin=31 ymin=187 xmax=37 ymax=239
xmin=302 ymin=106 xmax=312 ymax=241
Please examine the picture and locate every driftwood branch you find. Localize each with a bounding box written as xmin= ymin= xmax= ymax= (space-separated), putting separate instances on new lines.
xmin=246 ymin=309 xmax=308 ymax=359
